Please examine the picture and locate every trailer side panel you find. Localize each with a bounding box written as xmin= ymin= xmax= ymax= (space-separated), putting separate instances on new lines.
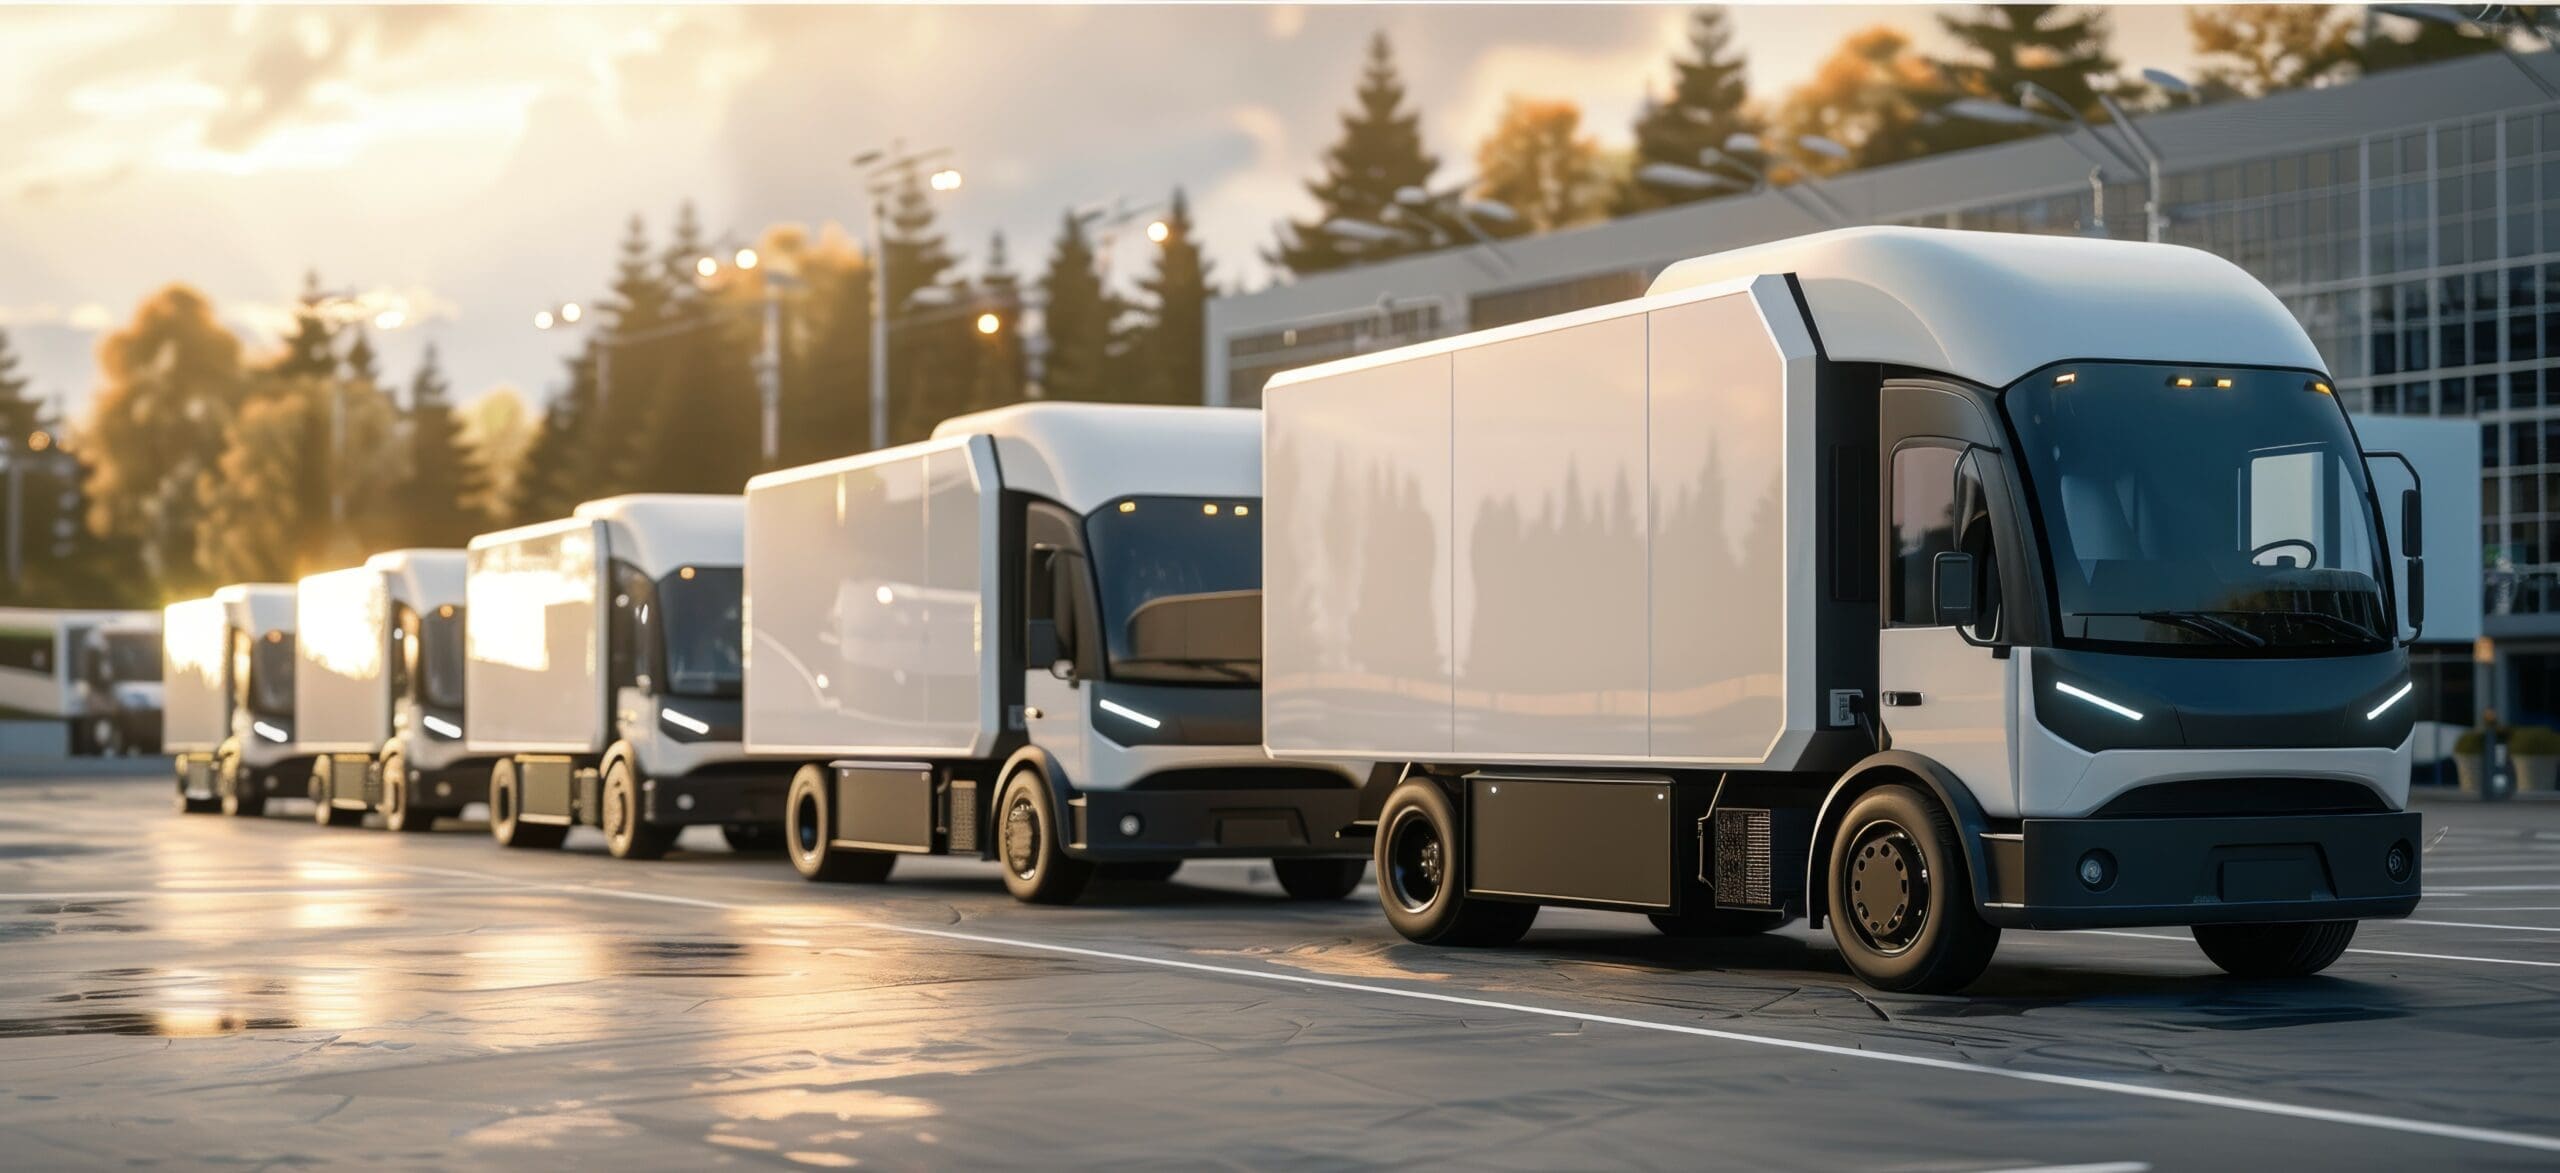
xmin=465 ymin=521 xmax=606 ymax=754
xmin=295 ymin=567 xmax=391 ymax=753
xmin=161 ymin=598 xmax=230 ymax=753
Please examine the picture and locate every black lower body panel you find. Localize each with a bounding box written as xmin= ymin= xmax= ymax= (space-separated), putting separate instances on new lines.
xmin=1071 ymin=788 xmax=1365 ymax=861
xmin=1987 ymin=810 xmax=2421 ymax=930
xmin=643 ymin=771 xmax=792 ymax=828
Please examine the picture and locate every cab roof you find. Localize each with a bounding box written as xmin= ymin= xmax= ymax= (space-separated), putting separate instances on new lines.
xmin=930 ymin=402 xmax=1261 ymax=513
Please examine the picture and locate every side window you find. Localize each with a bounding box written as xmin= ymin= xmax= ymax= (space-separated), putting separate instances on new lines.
xmin=607 ymin=562 xmax=657 ymax=690
xmin=389 ymin=605 xmax=416 ymax=702
xmin=1890 ymin=445 xmax=1961 ymax=625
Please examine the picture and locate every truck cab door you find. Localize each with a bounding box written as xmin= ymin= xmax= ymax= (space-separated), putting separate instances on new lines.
xmin=1022 ymin=506 xmax=1097 ymax=787
xmin=1878 ymin=385 xmax=2020 ymax=815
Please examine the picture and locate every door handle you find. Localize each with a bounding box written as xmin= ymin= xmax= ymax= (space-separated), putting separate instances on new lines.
xmin=1024 ymin=706 xmax=1044 ymax=720
xmin=1881 ymin=691 xmax=1923 ymax=708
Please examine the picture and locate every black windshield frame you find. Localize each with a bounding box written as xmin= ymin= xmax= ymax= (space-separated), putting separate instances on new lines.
xmin=1998 ymin=359 xmax=2396 ymax=659
xmin=654 ymin=566 xmax=744 ymax=699
xmin=246 ymin=630 xmax=296 ymax=717
xmin=1080 ymin=495 xmax=1264 ymax=686
xmin=417 ymin=609 xmax=467 ymax=710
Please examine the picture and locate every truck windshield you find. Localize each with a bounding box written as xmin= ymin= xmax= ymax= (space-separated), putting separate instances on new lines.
xmin=2003 ymin=362 xmax=2392 ymax=655
xmin=243 ymin=631 xmax=295 ymax=716
xmin=657 ymin=566 xmax=743 ymax=699
xmin=100 ymin=633 xmax=160 ymax=683
xmin=1083 ymin=496 xmax=1262 ymax=685
xmin=418 ymin=610 xmax=467 ymax=709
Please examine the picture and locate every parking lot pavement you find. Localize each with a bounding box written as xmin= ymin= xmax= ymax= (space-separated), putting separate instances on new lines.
xmin=2 ymin=769 xmax=2558 ymax=1169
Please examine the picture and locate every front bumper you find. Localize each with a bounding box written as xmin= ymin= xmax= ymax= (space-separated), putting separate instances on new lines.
xmin=642 ymin=771 xmax=791 ymax=827
xmin=1070 ymin=787 xmax=1366 ymax=861
xmin=1984 ymin=810 xmax=2422 ymax=930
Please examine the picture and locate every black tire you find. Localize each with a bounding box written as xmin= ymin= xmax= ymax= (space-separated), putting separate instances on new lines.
xmin=1375 ymin=775 xmax=1537 ymax=946
xmin=1274 ymin=857 xmax=1368 ymax=901
xmin=490 ymin=759 xmax=567 ymax=850
xmin=602 ymin=758 xmax=678 ymax=861
xmin=174 ymin=760 xmax=216 ymax=815
xmin=1098 ymin=860 xmax=1183 ymax=882
xmin=1825 ymin=784 xmax=2000 ymax=994
xmin=2193 ymin=920 xmax=2357 ymax=978
xmin=1650 ymin=907 xmax=1791 ymax=938
xmin=218 ymin=752 xmax=266 ymax=818
xmin=721 ymin=822 xmax=782 ymax=854
xmin=311 ymin=758 xmax=363 ymax=827
xmin=380 ymin=751 xmax=436 ymax=833
xmin=786 ymin=763 xmax=896 ymax=883
xmin=998 ymin=769 xmax=1092 ymax=905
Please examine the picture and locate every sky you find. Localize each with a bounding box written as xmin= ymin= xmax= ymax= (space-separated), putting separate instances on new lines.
xmin=0 ymin=4 xmax=2200 ymax=421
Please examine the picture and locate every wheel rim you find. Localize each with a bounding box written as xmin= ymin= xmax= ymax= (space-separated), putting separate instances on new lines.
xmin=793 ymin=791 xmax=822 ymax=857
xmin=605 ymin=775 xmax=630 ymax=845
xmin=1383 ymin=808 xmax=1446 ymax=913
xmin=1844 ymin=820 xmax=1929 ymax=956
xmin=494 ymin=780 xmax=513 ymax=828
xmin=384 ymin=772 xmax=403 ymax=821
xmin=1003 ymin=793 xmax=1041 ymax=880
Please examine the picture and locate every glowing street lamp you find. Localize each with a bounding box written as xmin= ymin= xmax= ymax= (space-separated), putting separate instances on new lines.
xmin=1146 ymin=220 xmax=1171 ymax=244
xmin=534 ymin=310 xmax=555 ymax=330
xmin=929 ymin=168 xmax=964 ymax=192
xmin=976 ymin=311 xmax=1002 ymax=336
xmin=854 ymin=143 xmax=965 ymax=450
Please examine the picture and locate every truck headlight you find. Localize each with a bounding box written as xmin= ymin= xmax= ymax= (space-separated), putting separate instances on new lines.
xmin=421 ymin=714 xmax=463 ymax=740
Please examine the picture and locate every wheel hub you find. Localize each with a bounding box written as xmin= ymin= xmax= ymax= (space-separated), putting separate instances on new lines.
xmin=1384 ymin=811 xmax=1446 ymax=913
xmin=1003 ymin=798 xmax=1040 ymax=879
xmin=1845 ymin=822 xmax=1929 ymax=955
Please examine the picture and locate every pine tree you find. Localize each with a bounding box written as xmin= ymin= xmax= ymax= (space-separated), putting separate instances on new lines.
xmin=513 ymin=345 xmax=601 ymax=524
xmin=964 ymin=231 xmax=1028 ymax=413
xmin=1270 ymin=32 xmax=1441 ymax=277
xmin=1041 ymin=210 xmax=1117 ymax=404
xmin=627 ymin=200 xmax=759 ymax=494
xmin=0 ymin=326 xmax=37 ymax=439
xmin=1125 ymin=189 xmax=1215 ymax=406
xmin=343 ymin=328 xmax=381 ymax=388
xmin=275 ymin=270 xmax=340 ymax=380
xmin=786 ymin=229 xmax=874 ymax=463
xmin=1916 ymin=6 xmax=2120 ymax=155
xmin=882 ymin=166 xmax=975 ymax=444
xmin=398 ymin=344 xmax=487 ymax=546
xmin=1618 ymin=9 xmax=1763 ymax=215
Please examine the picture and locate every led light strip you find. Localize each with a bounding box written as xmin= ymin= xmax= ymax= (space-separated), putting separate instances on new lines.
xmin=252 ymin=720 xmax=290 ymax=743
xmin=1097 ymin=698 xmax=1162 ymax=730
xmin=2055 ymin=681 xmax=2143 ymax=721
xmin=660 ymin=707 xmax=711 ymax=735
xmin=421 ymin=714 xmax=462 ymax=739
xmin=2366 ymin=681 xmax=2414 ymax=721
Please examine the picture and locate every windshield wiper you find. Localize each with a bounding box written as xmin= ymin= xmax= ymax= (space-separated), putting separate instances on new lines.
xmin=2076 ymin=609 xmax=2269 ymax=648
xmin=2218 ymin=608 xmax=2385 ymax=645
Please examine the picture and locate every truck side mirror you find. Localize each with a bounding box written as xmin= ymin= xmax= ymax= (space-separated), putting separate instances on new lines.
xmin=2406 ymin=557 xmax=2427 ymax=630
xmin=1026 ymin=618 xmax=1061 ymax=668
xmin=2401 ymin=488 xmax=2423 ymax=559
xmin=1931 ymin=551 xmax=1978 ymax=629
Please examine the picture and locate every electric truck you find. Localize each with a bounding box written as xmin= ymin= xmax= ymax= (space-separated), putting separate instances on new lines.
xmin=0 ymin=608 xmax=161 ymax=755
xmin=1261 ymin=226 xmax=2425 ymax=993
xmin=167 ymin=585 xmax=306 ymax=816
xmin=296 ymin=549 xmax=490 ymax=831
xmin=743 ymin=402 xmax=1368 ymax=904
xmin=465 ymin=494 xmax=789 ymax=858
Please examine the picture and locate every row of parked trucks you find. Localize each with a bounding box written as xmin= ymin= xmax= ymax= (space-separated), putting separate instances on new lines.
xmin=158 ymin=228 xmax=2430 ymax=992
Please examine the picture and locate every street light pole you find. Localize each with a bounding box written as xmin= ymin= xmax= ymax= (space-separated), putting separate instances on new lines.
xmin=869 ymin=186 xmax=891 ymax=453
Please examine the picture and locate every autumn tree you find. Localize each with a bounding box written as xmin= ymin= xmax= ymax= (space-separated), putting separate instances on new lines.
xmin=1618 ymin=8 xmax=1762 ymax=214
xmin=1773 ymin=26 xmax=1947 ymax=173
xmin=457 ymin=386 xmax=534 ymax=520
xmin=193 ymin=372 xmax=403 ymax=581
xmin=397 ymin=344 xmax=487 ymax=547
xmin=81 ymin=285 xmax=252 ymax=593
xmin=1475 ymin=96 xmax=1611 ymax=235
xmin=1123 ymin=189 xmax=1216 ymax=406
xmin=2187 ymin=6 xmax=2358 ymax=99
xmin=881 ymin=166 xmax=976 ymax=444
xmin=1040 ymin=209 xmax=1119 ymax=404
xmin=1270 ymin=32 xmax=1441 ymax=276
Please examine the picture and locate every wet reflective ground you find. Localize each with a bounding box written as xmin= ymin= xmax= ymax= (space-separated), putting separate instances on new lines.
xmin=2 ymin=770 xmax=2559 ymax=1169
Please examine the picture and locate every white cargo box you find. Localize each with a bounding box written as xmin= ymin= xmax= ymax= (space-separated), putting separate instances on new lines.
xmin=465 ymin=517 xmax=608 ymax=755
xmin=742 ymin=435 xmax=1003 ymax=758
xmin=294 ymin=565 xmax=393 ymax=754
xmin=0 ymin=609 xmax=82 ymax=720
xmin=1262 ymin=273 xmax=1822 ymax=769
xmin=161 ymin=598 xmax=230 ymax=753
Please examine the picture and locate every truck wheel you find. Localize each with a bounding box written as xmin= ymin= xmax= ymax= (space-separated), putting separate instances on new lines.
xmin=998 ymin=769 xmax=1092 ymax=905
xmin=786 ymin=764 xmax=896 ymax=883
xmin=218 ymin=754 xmax=266 ymax=818
xmin=1274 ymin=858 xmax=1367 ymax=901
xmin=1650 ymin=908 xmax=1790 ymax=938
xmin=1376 ymin=776 xmax=1537 ymax=946
xmin=174 ymin=761 xmax=216 ymax=815
xmin=722 ymin=823 xmax=782 ymax=854
xmin=1825 ymin=784 xmax=2000 ymax=993
xmin=310 ymin=759 xmax=363 ymax=827
xmin=1098 ymin=861 xmax=1182 ymax=882
xmin=2193 ymin=921 xmax=2357 ymax=978
xmin=602 ymin=759 xmax=678 ymax=861
xmin=380 ymin=752 xmax=436 ymax=833
xmin=490 ymin=760 xmax=566 ymax=850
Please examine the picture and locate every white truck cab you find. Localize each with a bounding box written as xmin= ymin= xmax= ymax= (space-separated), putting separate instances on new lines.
xmin=745 ymin=402 xmax=1368 ymax=904
xmin=466 ymin=494 xmax=789 ymax=858
xmin=1263 ymin=227 xmax=2424 ymax=992
xmin=296 ymin=549 xmax=490 ymax=832
xmin=166 ymin=584 xmax=304 ymax=816
xmin=74 ymin=613 xmax=163 ymax=756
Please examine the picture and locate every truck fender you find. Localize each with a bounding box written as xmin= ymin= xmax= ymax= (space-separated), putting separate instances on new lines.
xmin=1804 ymin=751 xmax=1998 ymax=928
xmin=1355 ymin=762 xmax=1413 ymax=824
xmin=997 ymin=745 xmax=1074 ymax=810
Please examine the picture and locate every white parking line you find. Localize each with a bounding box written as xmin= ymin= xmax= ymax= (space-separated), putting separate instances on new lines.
xmin=0 ymin=885 xmax=519 ymax=901
xmin=2085 ymin=930 xmax=2560 ymax=969
xmin=1978 ymin=1164 xmax=2149 ymax=1173
xmin=2422 ymin=863 xmax=2560 ymax=874
xmin=524 ymin=883 xmax=2560 ymax=1156
xmin=2396 ymin=918 xmax=2560 ymax=935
